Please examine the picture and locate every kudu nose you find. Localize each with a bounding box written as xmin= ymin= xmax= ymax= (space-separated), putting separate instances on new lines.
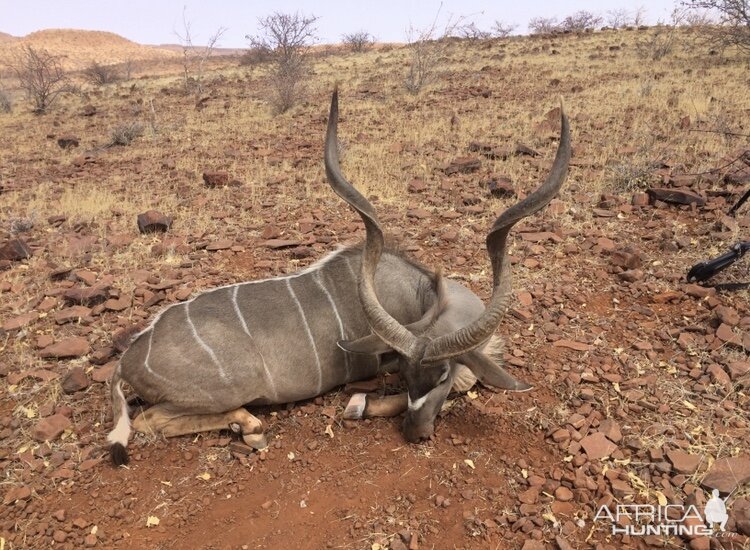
xmin=403 ymin=417 xmax=435 ymax=443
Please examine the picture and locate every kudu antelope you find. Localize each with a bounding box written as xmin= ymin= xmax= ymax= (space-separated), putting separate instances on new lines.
xmin=107 ymin=89 xmax=570 ymax=465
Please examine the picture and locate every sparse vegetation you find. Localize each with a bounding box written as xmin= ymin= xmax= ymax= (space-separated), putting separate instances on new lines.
xmin=81 ymin=61 xmax=122 ymax=85
xmin=404 ymin=9 xmax=462 ymax=93
xmin=108 ymin=121 xmax=144 ymax=146
xmin=683 ymin=0 xmax=750 ymax=53
xmin=636 ymin=9 xmax=686 ymax=60
xmin=8 ymin=45 xmax=68 ymax=113
xmin=560 ymin=10 xmax=603 ymax=31
xmin=528 ymin=16 xmax=560 ymax=34
xmin=341 ymin=30 xmax=375 ymax=52
xmin=530 ymin=10 xmax=604 ymax=34
xmin=454 ymin=22 xmax=492 ymax=41
xmin=491 ymin=20 xmax=517 ymax=38
xmin=0 ymin=86 xmax=11 ymax=113
xmin=175 ymin=8 xmax=227 ymax=95
xmin=245 ymin=11 xmax=318 ymax=113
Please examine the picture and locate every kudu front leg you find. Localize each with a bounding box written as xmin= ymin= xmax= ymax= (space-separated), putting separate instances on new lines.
xmin=343 ymin=363 xmax=479 ymax=420
xmin=343 ymin=393 xmax=409 ymax=420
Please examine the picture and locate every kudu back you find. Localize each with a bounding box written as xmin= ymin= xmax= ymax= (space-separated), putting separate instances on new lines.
xmin=107 ymin=90 xmax=570 ymax=465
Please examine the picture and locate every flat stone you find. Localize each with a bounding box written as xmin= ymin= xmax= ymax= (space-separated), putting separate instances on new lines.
xmin=206 ymin=239 xmax=233 ymax=251
xmin=137 ymin=210 xmax=172 ymax=233
xmin=580 ymin=432 xmax=617 ymax=460
xmin=553 ymin=339 xmax=593 ymax=352
xmin=3 ymin=311 xmax=39 ymax=331
xmin=716 ymin=323 xmax=742 ymax=346
xmin=701 ymin=454 xmax=750 ymax=493
xmin=53 ymin=306 xmax=92 ymax=324
xmin=57 ymin=135 xmax=80 ymax=149
xmin=706 ymin=364 xmax=731 ymax=387
xmin=444 ymin=157 xmax=481 ymax=175
xmin=520 ymin=231 xmax=562 ymax=243
xmin=685 ymin=284 xmax=714 ymax=298
xmin=2 ymin=485 xmax=32 ymax=505
xmin=667 ymin=450 xmax=702 ymax=474
xmin=91 ymin=361 xmax=117 ymax=383
xmin=618 ymin=269 xmax=644 ymax=283
xmin=32 ymin=414 xmax=71 ymax=442
xmin=104 ymin=297 xmax=130 ymax=311
xmin=0 ymin=238 xmax=32 ymax=261
xmin=39 ymin=337 xmax=90 ymax=359
xmin=488 ymin=177 xmax=515 ymax=198
xmin=261 ymin=239 xmax=300 ymax=249
xmin=598 ymin=419 xmax=623 ymax=443
xmin=63 ymin=286 xmax=108 ymax=306
xmin=647 ymin=187 xmax=705 ymax=206
xmin=407 ymin=179 xmax=427 ymax=193
xmin=203 ymin=171 xmax=230 ymax=187
xmin=715 ymin=305 xmax=740 ymax=326
xmin=61 ymin=367 xmax=90 ymax=393
xmin=517 ymin=487 xmax=539 ymax=504
xmin=727 ymin=361 xmax=749 ymax=381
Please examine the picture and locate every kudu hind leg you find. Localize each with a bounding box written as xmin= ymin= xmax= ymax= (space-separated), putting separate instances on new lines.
xmin=132 ymin=404 xmax=267 ymax=450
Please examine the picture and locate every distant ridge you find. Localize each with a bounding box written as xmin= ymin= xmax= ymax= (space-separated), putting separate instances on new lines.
xmin=0 ymin=28 xmax=179 ymax=70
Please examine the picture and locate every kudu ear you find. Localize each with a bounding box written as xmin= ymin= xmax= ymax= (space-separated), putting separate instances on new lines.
xmin=461 ymin=350 xmax=533 ymax=392
xmin=338 ymin=334 xmax=394 ymax=355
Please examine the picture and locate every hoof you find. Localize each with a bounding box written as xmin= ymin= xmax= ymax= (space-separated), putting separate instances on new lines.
xmin=513 ymin=381 xmax=534 ymax=393
xmin=242 ymin=432 xmax=268 ymax=450
xmin=343 ymin=393 xmax=367 ymax=420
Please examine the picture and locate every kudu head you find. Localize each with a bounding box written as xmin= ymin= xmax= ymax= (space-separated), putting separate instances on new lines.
xmin=324 ymin=88 xmax=571 ymax=442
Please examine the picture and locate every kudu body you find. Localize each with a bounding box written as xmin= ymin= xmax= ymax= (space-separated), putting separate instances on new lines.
xmin=108 ymin=90 xmax=570 ymax=466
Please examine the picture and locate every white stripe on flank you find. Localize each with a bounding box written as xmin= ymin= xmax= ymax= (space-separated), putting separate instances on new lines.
xmin=232 ymin=286 xmax=278 ymax=400
xmin=344 ymin=256 xmax=358 ymax=284
xmin=313 ymin=271 xmax=350 ymax=381
xmin=185 ymin=302 xmax=229 ymax=381
xmin=142 ymin=329 xmax=169 ymax=383
xmin=286 ymin=278 xmax=323 ymax=393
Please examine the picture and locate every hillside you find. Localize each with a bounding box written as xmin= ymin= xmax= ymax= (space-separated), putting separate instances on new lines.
xmin=0 ymin=28 xmax=178 ymax=70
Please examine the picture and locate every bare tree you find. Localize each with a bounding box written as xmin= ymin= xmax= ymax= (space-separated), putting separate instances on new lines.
xmin=491 ymin=20 xmax=517 ymax=37
xmin=342 ymin=30 xmax=375 ymax=52
xmin=607 ymin=8 xmax=631 ymax=28
xmin=637 ymin=8 xmax=687 ymax=59
xmin=175 ymin=8 xmax=227 ymax=95
xmin=82 ymin=61 xmax=122 ymax=86
xmin=455 ymin=22 xmax=492 ymax=40
xmin=633 ymin=6 xmax=648 ymax=26
xmin=9 ymin=45 xmax=68 ymax=113
xmin=683 ymin=0 xmax=750 ymax=52
xmin=404 ymin=7 xmax=465 ymax=93
xmin=560 ymin=10 xmax=603 ymax=31
xmin=529 ymin=16 xmax=560 ymax=34
xmin=246 ymin=11 xmax=318 ymax=113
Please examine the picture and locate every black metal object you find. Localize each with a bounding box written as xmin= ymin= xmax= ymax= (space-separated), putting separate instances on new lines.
xmin=687 ymin=185 xmax=749 ymax=284
xmin=687 ymin=242 xmax=750 ymax=283
xmin=729 ymin=187 xmax=750 ymax=215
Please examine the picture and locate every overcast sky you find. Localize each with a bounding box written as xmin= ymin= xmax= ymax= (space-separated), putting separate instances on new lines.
xmin=1 ymin=1 xmax=678 ymax=47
